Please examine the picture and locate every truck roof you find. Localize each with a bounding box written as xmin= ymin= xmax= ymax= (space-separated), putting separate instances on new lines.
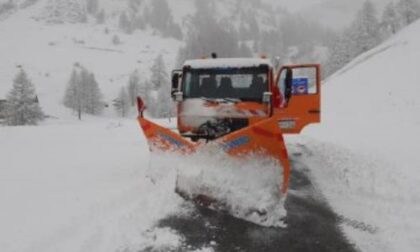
xmin=183 ymin=58 xmax=272 ymax=70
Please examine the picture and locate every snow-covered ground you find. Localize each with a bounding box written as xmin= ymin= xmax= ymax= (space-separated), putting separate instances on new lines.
xmin=0 ymin=118 xmax=196 ymax=252
xmin=297 ymin=19 xmax=420 ymax=252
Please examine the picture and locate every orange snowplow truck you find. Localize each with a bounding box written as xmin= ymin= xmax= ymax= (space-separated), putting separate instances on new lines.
xmin=137 ymin=58 xmax=321 ymax=197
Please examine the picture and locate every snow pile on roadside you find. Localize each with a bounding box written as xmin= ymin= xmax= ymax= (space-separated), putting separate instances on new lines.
xmin=0 ymin=119 xmax=191 ymax=252
xmin=157 ymin=148 xmax=287 ymax=228
xmin=301 ymin=19 xmax=420 ymax=252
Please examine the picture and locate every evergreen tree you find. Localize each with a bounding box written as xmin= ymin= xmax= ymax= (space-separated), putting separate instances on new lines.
xmin=129 ymin=0 xmax=141 ymax=12
xmin=112 ymin=35 xmax=121 ymax=45
xmin=325 ymin=1 xmax=382 ymax=77
xmin=63 ymin=65 xmax=103 ymax=120
xmin=149 ymin=0 xmax=171 ymax=31
xmin=155 ymin=78 xmax=173 ymax=118
xmin=146 ymin=0 xmax=181 ymax=39
xmin=396 ymin=0 xmax=420 ymax=26
xmin=148 ymin=55 xmax=172 ymax=118
xmin=150 ymin=54 xmax=169 ymax=90
xmin=5 ymin=69 xmax=44 ymax=126
xmin=324 ymin=32 xmax=352 ymax=77
xmin=96 ymin=9 xmax=105 ymax=24
xmin=63 ymin=69 xmax=82 ymax=119
xmin=127 ymin=70 xmax=142 ymax=106
xmin=113 ymin=86 xmax=130 ymax=117
xmin=119 ymin=12 xmax=132 ymax=34
xmin=382 ymin=1 xmax=402 ymax=36
xmin=176 ymin=1 xmax=240 ymax=65
xmin=348 ymin=0 xmax=381 ymax=56
xmin=86 ymin=0 xmax=98 ymax=15
xmin=83 ymin=71 xmax=103 ymax=115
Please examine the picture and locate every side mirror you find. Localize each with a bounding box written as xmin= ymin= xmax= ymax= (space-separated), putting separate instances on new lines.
xmin=174 ymin=91 xmax=183 ymax=102
xmin=262 ymin=92 xmax=272 ymax=104
xmin=171 ymin=70 xmax=182 ymax=97
xmin=284 ymin=68 xmax=293 ymax=103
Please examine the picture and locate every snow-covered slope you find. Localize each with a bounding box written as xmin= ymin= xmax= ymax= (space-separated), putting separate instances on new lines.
xmin=298 ymin=0 xmax=392 ymax=29
xmin=299 ymin=19 xmax=420 ymax=251
xmin=0 ymin=0 xmax=181 ymax=118
xmin=0 ymin=0 xmax=288 ymax=119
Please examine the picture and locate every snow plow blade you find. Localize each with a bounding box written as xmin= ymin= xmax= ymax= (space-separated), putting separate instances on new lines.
xmin=138 ymin=117 xmax=196 ymax=154
xmin=137 ymin=114 xmax=290 ymax=195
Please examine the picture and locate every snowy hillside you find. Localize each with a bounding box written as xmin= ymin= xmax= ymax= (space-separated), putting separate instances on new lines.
xmin=0 ymin=0 xmax=181 ymax=118
xmin=0 ymin=0 xmax=292 ymax=119
xmin=298 ymin=0 xmax=392 ymax=29
xmin=300 ymin=19 xmax=420 ymax=251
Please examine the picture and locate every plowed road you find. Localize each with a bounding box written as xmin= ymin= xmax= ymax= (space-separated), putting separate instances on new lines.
xmin=155 ymin=151 xmax=357 ymax=252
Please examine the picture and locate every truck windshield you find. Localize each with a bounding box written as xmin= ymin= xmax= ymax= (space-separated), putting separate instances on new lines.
xmin=182 ymin=67 xmax=269 ymax=102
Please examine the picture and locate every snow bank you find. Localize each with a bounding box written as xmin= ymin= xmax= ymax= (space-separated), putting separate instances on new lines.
xmin=0 ymin=119 xmax=190 ymax=252
xmin=150 ymin=147 xmax=287 ymax=228
xmin=300 ymin=19 xmax=420 ymax=251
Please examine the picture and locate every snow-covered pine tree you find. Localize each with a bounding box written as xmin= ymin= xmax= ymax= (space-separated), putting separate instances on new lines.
xmin=348 ymin=0 xmax=381 ymax=57
xmin=149 ymin=54 xmax=172 ymax=118
xmin=86 ymin=0 xmax=98 ymax=15
xmin=382 ymin=1 xmax=402 ymax=36
xmin=63 ymin=65 xmax=103 ymax=120
xmin=44 ymin=0 xmax=87 ymax=24
xmin=96 ymin=9 xmax=105 ymax=24
xmin=156 ymin=77 xmax=173 ymax=118
xmin=396 ymin=0 xmax=420 ymax=26
xmin=127 ymin=70 xmax=142 ymax=106
xmin=176 ymin=1 xmax=240 ymax=65
xmin=148 ymin=0 xmax=181 ymax=38
xmin=324 ymin=32 xmax=352 ymax=77
xmin=5 ymin=69 xmax=44 ymax=126
xmin=119 ymin=12 xmax=132 ymax=34
xmin=324 ymin=1 xmax=380 ymax=77
xmin=83 ymin=71 xmax=103 ymax=115
xmin=113 ymin=86 xmax=130 ymax=117
xmin=149 ymin=0 xmax=171 ymax=32
xmin=150 ymin=54 xmax=168 ymax=90
xmin=63 ymin=68 xmax=83 ymax=119
xmin=112 ymin=34 xmax=121 ymax=45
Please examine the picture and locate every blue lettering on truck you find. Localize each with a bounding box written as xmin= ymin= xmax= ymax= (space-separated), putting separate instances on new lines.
xmin=222 ymin=136 xmax=250 ymax=151
xmin=157 ymin=132 xmax=184 ymax=148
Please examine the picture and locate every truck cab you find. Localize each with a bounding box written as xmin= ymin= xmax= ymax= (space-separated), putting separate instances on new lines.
xmin=171 ymin=58 xmax=321 ymax=141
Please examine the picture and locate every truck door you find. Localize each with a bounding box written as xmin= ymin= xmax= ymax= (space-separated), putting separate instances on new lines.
xmin=275 ymin=64 xmax=321 ymax=134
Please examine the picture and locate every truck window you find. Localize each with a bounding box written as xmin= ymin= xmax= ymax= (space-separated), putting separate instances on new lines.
xmin=183 ymin=67 xmax=269 ymax=101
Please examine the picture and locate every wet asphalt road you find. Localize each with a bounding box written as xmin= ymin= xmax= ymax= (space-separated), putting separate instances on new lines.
xmin=150 ymin=152 xmax=358 ymax=252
